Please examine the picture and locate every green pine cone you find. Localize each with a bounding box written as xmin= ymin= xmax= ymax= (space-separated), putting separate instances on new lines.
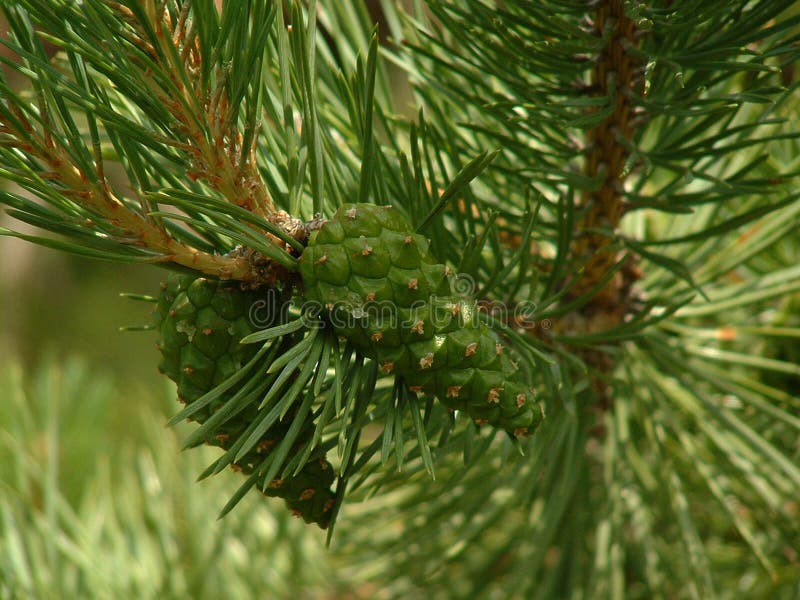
xmin=155 ymin=273 xmax=336 ymax=528
xmin=155 ymin=273 xmax=265 ymax=418
xmin=299 ymin=204 xmax=543 ymax=437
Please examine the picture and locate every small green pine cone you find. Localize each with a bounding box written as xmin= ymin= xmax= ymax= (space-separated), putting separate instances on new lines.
xmin=155 ymin=274 xmax=265 ymax=418
xmin=299 ymin=204 xmax=543 ymax=437
xmin=155 ymin=273 xmax=336 ymax=528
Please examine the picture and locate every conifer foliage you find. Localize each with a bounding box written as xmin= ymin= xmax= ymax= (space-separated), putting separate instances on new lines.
xmin=1 ymin=0 xmax=800 ymax=596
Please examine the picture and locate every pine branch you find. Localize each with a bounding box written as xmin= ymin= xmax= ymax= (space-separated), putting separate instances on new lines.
xmin=0 ymin=0 xmax=299 ymax=283
xmin=0 ymin=94 xmax=254 ymax=275
xmin=351 ymin=1 xmax=800 ymax=595
xmin=2 ymin=0 xmax=800 ymax=596
xmin=105 ymin=0 xmax=276 ymax=215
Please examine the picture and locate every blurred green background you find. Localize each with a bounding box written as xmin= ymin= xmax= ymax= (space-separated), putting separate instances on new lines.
xmin=1 ymin=241 xmax=162 ymax=383
xmin=0 ymin=239 xmax=353 ymax=598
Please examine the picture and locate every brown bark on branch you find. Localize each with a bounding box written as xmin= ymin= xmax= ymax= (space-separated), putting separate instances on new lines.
xmin=573 ymin=0 xmax=641 ymax=311
xmin=561 ymin=0 xmax=644 ymax=400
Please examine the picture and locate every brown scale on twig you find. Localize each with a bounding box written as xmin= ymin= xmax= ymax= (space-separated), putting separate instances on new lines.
xmin=121 ymin=0 xmax=274 ymax=217
xmin=87 ymin=2 xmax=320 ymax=286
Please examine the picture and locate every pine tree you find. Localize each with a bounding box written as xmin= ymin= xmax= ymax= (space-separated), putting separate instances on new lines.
xmin=1 ymin=0 xmax=800 ymax=597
